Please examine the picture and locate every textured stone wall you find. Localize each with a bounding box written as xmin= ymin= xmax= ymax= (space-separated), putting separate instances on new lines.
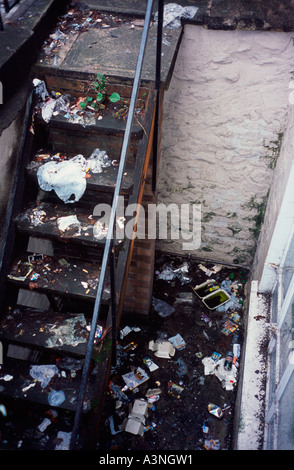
xmin=157 ymin=25 xmax=294 ymax=266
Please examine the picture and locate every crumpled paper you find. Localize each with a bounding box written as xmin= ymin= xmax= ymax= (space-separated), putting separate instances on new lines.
xmin=202 ymin=356 xmax=237 ymax=391
xmin=154 ymin=3 xmax=198 ymax=29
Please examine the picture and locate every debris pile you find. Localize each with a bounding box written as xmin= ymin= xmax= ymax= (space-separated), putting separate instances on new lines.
xmin=97 ymin=255 xmax=247 ymax=450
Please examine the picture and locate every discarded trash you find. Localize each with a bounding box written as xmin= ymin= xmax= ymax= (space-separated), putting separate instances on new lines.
xmin=86 ymin=148 xmax=111 ymax=173
xmin=152 ymin=297 xmax=175 ymax=318
xmin=37 ymin=155 xmax=87 ymax=203
xmin=204 ymin=439 xmax=221 ymax=450
xmin=143 ymin=357 xmax=159 ymax=372
xmin=154 ymin=3 xmax=198 ymax=29
xmin=221 ymin=319 xmax=238 ymax=336
xmin=202 ymin=355 xmax=237 ymax=391
xmin=122 ymin=367 xmax=149 ymax=390
xmin=29 ymin=365 xmax=59 ymax=388
xmin=123 ymin=399 xmax=149 ymax=436
xmin=45 ymin=314 xmax=88 ymax=348
xmin=198 ymin=264 xmax=222 ymax=277
xmin=0 ymin=374 xmax=13 ymax=382
xmin=30 ymin=209 xmax=46 ymax=226
xmin=38 ymin=417 xmax=52 ymax=432
xmin=149 ymin=339 xmax=175 ymax=359
xmin=156 ymin=263 xmax=192 ymax=285
xmin=168 ymin=333 xmax=186 ymax=350
xmin=211 ymin=351 xmax=222 ymax=362
xmin=174 ymin=357 xmax=187 ymax=377
xmin=48 ymin=389 xmax=65 ymax=407
xmin=202 ymin=421 xmax=209 ymax=434
xmin=55 ymin=431 xmax=71 ymax=450
xmin=233 ymin=343 xmax=241 ymax=363
xmin=57 ymin=215 xmax=81 ymax=234
xmin=7 ymin=261 xmax=33 ymax=281
xmin=216 ymin=292 xmax=241 ymax=312
xmin=193 ymin=280 xmax=219 ymax=299
xmin=168 ymin=382 xmax=184 ymax=399
xmin=224 ymin=351 xmax=234 ymax=371
xmin=120 ymin=325 xmax=141 ymax=339
xmin=208 ymin=403 xmax=223 ymax=418
xmin=203 ymin=289 xmax=231 ymax=310
xmin=33 ymin=79 xmax=50 ymax=102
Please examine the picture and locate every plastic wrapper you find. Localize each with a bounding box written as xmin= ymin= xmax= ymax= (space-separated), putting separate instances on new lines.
xmin=37 ymin=155 xmax=87 ymax=203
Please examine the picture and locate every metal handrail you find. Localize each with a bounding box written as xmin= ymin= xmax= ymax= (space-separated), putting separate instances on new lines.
xmin=69 ymin=0 xmax=163 ymax=449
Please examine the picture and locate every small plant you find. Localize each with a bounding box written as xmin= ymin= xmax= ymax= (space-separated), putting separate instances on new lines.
xmin=80 ymin=73 xmax=121 ymax=111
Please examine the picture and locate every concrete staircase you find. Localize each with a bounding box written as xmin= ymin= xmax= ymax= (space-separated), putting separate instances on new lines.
xmin=0 ymin=0 xmax=182 ymax=449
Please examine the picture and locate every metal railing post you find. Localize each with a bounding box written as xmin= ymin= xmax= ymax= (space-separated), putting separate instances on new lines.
xmin=152 ymin=0 xmax=164 ymax=192
xmin=110 ymin=242 xmax=117 ymax=367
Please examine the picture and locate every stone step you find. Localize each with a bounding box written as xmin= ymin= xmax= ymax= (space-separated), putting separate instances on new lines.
xmin=26 ymin=150 xmax=135 ymax=195
xmin=32 ymin=5 xmax=182 ymax=88
xmin=14 ymin=201 xmax=124 ymax=247
xmin=0 ymin=356 xmax=96 ymax=412
xmin=0 ymin=305 xmax=105 ymax=357
xmin=7 ymin=253 xmax=110 ymax=303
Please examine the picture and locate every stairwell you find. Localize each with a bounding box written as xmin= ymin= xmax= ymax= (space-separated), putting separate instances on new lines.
xmin=0 ymin=0 xmax=182 ymax=449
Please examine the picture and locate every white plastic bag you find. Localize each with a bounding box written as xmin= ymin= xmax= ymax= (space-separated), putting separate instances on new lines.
xmin=37 ymin=155 xmax=87 ymax=203
xmin=87 ymin=148 xmax=111 ymax=173
xmin=154 ymin=3 xmax=198 ymax=29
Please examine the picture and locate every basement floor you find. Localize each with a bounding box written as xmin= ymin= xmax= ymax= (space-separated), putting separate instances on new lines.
xmin=0 ymin=253 xmax=248 ymax=451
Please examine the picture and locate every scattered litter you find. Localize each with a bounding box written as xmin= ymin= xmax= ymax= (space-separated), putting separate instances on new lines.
xmin=86 ymin=148 xmax=111 ymax=173
xmin=152 ymin=297 xmax=175 ymax=318
xmin=221 ymin=319 xmax=238 ymax=336
xmin=211 ymin=351 xmax=222 ymax=361
xmin=0 ymin=374 xmax=13 ymax=382
xmin=202 ymin=421 xmax=209 ymax=434
xmin=149 ymin=339 xmax=175 ymax=359
xmin=168 ymin=333 xmax=186 ymax=350
xmin=122 ymin=367 xmax=149 ymax=390
xmin=37 ymin=155 xmax=87 ymax=203
xmin=45 ymin=314 xmax=88 ymax=348
xmin=57 ymin=215 xmax=81 ymax=234
xmin=143 ymin=357 xmax=159 ymax=372
xmin=174 ymin=357 xmax=187 ymax=377
xmin=7 ymin=261 xmax=33 ymax=281
xmin=38 ymin=417 xmax=52 ymax=432
xmin=156 ymin=262 xmax=192 ymax=285
xmin=129 ymin=398 xmax=148 ymax=423
xmin=168 ymin=382 xmax=184 ymax=399
xmin=22 ymin=383 xmax=36 ymax=392
xmin=193 ymin=280 xmax=219 ymax=299
xmin=202 ymin=355 xmax=237 ymax=391
xmin=29 ymin=365 xmax=58 ymax=388
xmin=48 ymin=389 xmax=66 ymax=407
xmin=33 ymin=79 xmax=50 ymax=101
xmin=204 ymin=439 xmax=221 ymax=450
xmin=55 ymin=431 xmax=71 ymax=450
xmin=120 ymin=325 xmax=141 ymax=339
xmin=198 ymin=264 xmax=222 ymax=277
xmin=30 ymin=209 xmax=46 ymax=226
xmin=208 ymin=403 xmax=223 ymax=418
xmin=154 ymin=3 xmax=198 ymax=29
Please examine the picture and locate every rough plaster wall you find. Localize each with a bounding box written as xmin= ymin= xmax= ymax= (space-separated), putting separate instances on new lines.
xmin=252 ymin=104 xmax=294 ymax=286
xmin=157 ymin=25 xmax=294 ymax=266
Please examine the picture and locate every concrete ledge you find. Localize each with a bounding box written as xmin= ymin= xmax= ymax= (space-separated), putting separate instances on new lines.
xmin=0 ymin=0 xmax=68 ymax=105
xmin=79 ymin=0 xmax=294 ymax=31
xmin=234 ymin=281 xmax=271 ymax=450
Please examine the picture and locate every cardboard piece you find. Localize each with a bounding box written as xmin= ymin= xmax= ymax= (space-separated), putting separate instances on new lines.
xmin=149 ymin=339 xmax=176 ymax=359
xmin=124 ymin=399 xmax=149 ymax=436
